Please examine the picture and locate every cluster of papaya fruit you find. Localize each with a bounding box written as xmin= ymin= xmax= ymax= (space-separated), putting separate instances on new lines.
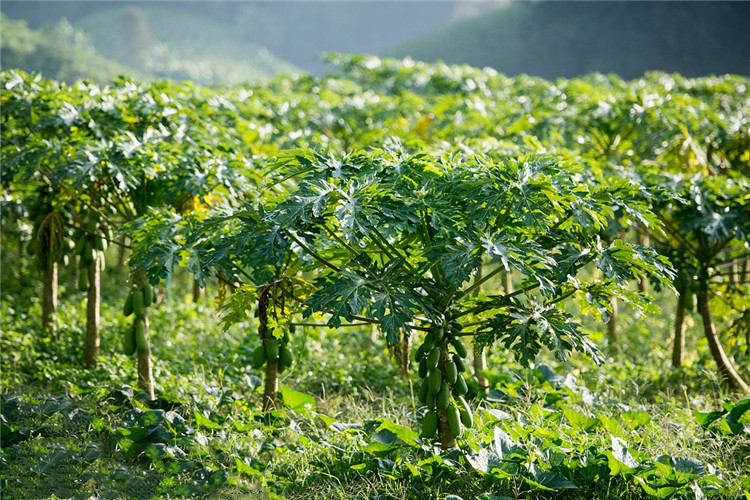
xmin=72 ymin=212 xmax=109 ymax=291
xmin=415 ymin=321 xmax=473 ymax=440
xmin=121 ymin=283 xmax=155 ymax=355
xmin=251 ymin=331 xmax=294 ymax=373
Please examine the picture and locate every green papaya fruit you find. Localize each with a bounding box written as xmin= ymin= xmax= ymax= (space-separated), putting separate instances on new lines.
xmin=428 ymin=369 xmax=442 ymax=395
xmin=73 ymin=235 xmax=85 ymax=254
xmin=423 ymin=331 xmax=434 ymax=346
xmin=279 ymin=345 xmax=294 ymax=372
xmin=451 ymin=338 xmax=467 ymax=358
xmin=437 ymin=382 xmax=450 ymax=411
xmin=132 ymin=289 xmax=144 ymax=317
xmin=93 ymin=235 xmax=104 ymax=251
xmin=446 ymin=404 xmax=462 ymax=438
xmin=453 ymin=374 xmax=468 ymax=396
xmin=420 ymin=411 xmax=438 ymax=438
xmin=84 ymin=241 xmax=94 ymax=263
xmin=85 ymin=219 xmax=98 ymax=233
xmin=453 ymin=354 xmax=466 ymax=373
xmin=252 ymin=345 xmax=266 ymax=369
xmin=444 ymin=360 xmax=458 ymax=384
xmin=123 ymin=292 xmax=134 ymax=317
xmin=457 ymin=396 xmax=473 ymax=428
xmin=414 ymin=343 xmax=427 ymax=361
xmin=449 ymin=320 xmax=463 ymax=333
xmin=143 ymin=283 xmax=154 ymax=307
xmin=418 ymin=358 xmax=428 ymax=379
xmin=418 ymin=377 xmax=429 ymax=404
xmin=433 ymin=326 xmax=444 ymax=342
xmin=265 ymin=338 xmax=279 ymax=361
xmin=123 ymin=326 xmax=136 ymax=356
xmin=77 ymin=270 xmax=89 ymax=291
xmin=427 ymin=347 xmax=440 ymax=370
xmin=135 ymin=321 xmax=147 ymax=350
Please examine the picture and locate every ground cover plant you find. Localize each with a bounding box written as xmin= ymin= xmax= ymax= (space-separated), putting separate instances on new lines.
xmin=1 ymin=59 xmax=749 ymax=499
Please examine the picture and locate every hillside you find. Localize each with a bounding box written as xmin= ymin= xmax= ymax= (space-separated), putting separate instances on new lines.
xmin=0 ymin=6 xmax=296 ymax=85
xmin=0 ymin=15 xmax=140 ymax=84
xmin=0 ymin=1 xmax=482 ymax=77
xmin=387 ymin=1 xmax=750 ymax=79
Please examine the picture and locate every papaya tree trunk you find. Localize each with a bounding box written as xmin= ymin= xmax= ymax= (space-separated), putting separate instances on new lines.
xmin=437 ymin=342 xmax=456 ymax=449
xmin=262 ymin=358 xmax=279 ymax=411
xmin=697 ymin=286 xmax=750 ymax=393
xmin=85 ymin=251 xmax=101 ymax=367
xmin=672 ymin=280 xmax=687 ymax=368
xmin=117 ymin=236 xmax=129 ymax=271
xmin=729 ymin=260 xmax=738 ymax=285
xmin=399 ymin=330 xmax=411 ymax=376
xmin=637 ymin=232 xmax=649 ymax=294
xmin=258 ymin=285 xmax=279 ymax=410
xmin=502 ymin=270 xmax=513 ymax=294
xmin=42 ymin=262 xmax=58 ymax=333
xmin=607 ymin=295 xmax=619 ymax=351
xmin=192 ymin=279 xmax=205 ymax=304
xmin=136 ymin=311 xmax=155 ymax=400
xmin=134 ymin=271 xmax=155 ymax=400
xmin=473 ymin=343 xmax=489 ymax=394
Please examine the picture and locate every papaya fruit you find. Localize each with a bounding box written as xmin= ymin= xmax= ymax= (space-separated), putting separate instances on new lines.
xmin=457 ymin=396 xmax=473 ymax=428
xmin=252 ymin=345 xmax=266 ymax=369
xmin=444 ymin=360 xmax=458 ymax=384
xmin=427 ymin=347 xmax=440 ymax=370
xmin=123 ymin=292 xmax=134 ymax=317
xmin=453 ymin=354 xmax=466 ymax=373
xmin=446 ymin=404 xmax=462 ymax=438
xmin=265 ymin=338 xmax=279 ymax=361
xmin=414 ymin=343 xmax=427 ymax=361
xmin=437 ymin=382 xmax=450 ymax=411
xmin=94 ymin=235 xmax=104 ymax=251
xmin=433 ymin=326 xmax=444 ymax=342
xmin=83 ymin=241 xmax=94 ymax=263
xmin=423 ymin=331 xmax=434 ymax=346
xmin=132 ymin=289 xmax=144 ymax=317
xmin=123 ymin=326 xmax=136 ymax=356
xmin=73 ymin=236 xmax=86 ymax=254
xmin=418 ymin=377 xmax=429 ymax=404
xmin=428 ymin=369 xmax=442 ymax=395
xmin=453 ymin=374 xmax=468 ymax=396
xmin=135 ymin=321 xmax=147 ymax=350
xmin=77 ymin=270 xmax=89 ymax=292
xmin=451 ymin=338 xmax=467 ymax=358
xmin=449 ymin=320 xmax=463 ymax=333
xmin=421 ymin=411 xmax=438 ymax=438
xmin=279 ymin=345 xmax=294 ymax=372
xmin=143 ymin=283 xmax=154 ymax=307
xmin=418 ymin=358 xmax=428 ymax=379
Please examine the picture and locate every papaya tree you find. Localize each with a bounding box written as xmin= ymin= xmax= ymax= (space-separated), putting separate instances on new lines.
xmin=256 ymin=145 xmax=674 ymax=448
xmin=639 ymin=170 xmax=750 ymax=392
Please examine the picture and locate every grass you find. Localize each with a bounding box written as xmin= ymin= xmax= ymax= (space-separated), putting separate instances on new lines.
xmin=1 ymin=275 xmax=749 ymax=499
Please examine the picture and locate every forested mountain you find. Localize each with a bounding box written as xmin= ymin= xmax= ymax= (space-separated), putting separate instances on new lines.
xmin=388 ymin=1 xmax=750 ymax=79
